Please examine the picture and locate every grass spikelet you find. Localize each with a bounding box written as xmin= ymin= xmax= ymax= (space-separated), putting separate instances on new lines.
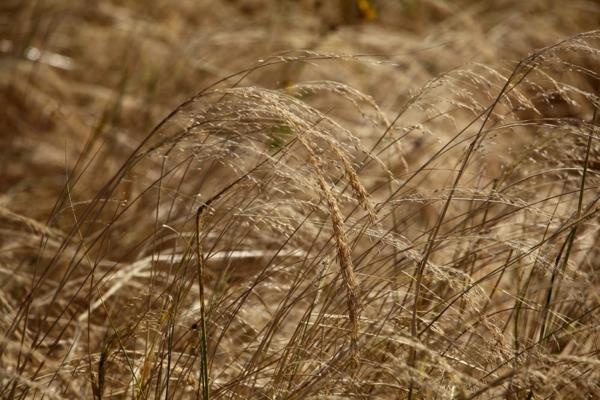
xmin=299 ymin=134 xmax=361 ymax=363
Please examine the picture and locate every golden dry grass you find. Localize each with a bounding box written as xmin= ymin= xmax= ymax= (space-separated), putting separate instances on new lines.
xmin=1 ymin=1 xmax=600 ymax=398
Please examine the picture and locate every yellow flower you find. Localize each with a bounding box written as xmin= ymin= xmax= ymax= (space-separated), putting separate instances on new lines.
xmin=356 ymin=0 xmax=377 ymax=21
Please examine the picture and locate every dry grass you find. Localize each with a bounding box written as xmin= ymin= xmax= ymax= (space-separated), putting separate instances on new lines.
xmin=1 ymin=1 xmax=600 ymax=398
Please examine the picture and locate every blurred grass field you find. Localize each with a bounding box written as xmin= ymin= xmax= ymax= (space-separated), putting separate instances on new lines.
xmin=1 ymin=1 xmax=600 ymax=398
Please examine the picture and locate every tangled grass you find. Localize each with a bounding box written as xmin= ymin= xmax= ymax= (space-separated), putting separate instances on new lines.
xmin=1 ymin=1 xmax=600 ymax=399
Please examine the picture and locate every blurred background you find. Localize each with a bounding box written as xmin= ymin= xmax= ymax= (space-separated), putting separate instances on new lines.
xmin=2 ymin=0 xmax=599 ymax=218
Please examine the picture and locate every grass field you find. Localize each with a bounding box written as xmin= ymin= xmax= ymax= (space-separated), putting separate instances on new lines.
xmin=1 ymin=1 xmax=600 ymax=398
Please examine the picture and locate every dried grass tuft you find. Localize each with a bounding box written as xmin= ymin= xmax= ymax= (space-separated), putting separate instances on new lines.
xmin=2 ymin=2 xmax=600 ymax=399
